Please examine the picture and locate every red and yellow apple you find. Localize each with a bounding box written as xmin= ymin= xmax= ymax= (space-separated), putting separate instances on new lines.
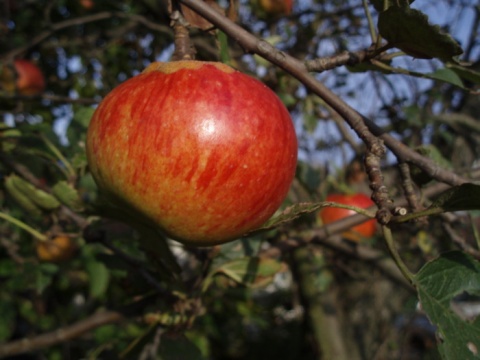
xmin=13 ymin=59 xmax=46 ymax=95
xmin=86 ymin=60 xmax=297 ymax=246
xmin=319 ymin=193 xmax=376 ymax=242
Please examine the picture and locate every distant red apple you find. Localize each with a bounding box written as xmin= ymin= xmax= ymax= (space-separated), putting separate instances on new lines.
xmin=80 ymin=0 xmax=94 ymax=10
xmin=319 ymin=193 xmax=376 ymax=242
xmin=86 ymin=60 xmax=298 ymax=246
xmin=14 ymin=59 xmax=46 ymax=95
xmin=258 ymin=0 xmax=293 ymax=16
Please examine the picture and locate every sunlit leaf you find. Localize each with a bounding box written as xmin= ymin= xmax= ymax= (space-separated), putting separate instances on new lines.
xmin=203 ymin=256 xmax=284 ymax=291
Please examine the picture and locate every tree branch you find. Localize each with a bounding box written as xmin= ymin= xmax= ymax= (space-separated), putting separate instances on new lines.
xmin=178 ymin=0 xmax=470 ymax=189
xmin=0 ymin=310 xmax=123 ymax=358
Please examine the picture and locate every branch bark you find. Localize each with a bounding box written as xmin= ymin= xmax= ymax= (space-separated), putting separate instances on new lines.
xmin=0 ymin=311 xmax=124 ymax=358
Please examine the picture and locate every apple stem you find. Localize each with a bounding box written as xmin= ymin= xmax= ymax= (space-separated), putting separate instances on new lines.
xmin=170 ymin=10 xmax=196 ymax=61
xmin=0 ymin=211 xmax=48 ymax=242
xmin=382 ymin=225 xmax=415 ymax=285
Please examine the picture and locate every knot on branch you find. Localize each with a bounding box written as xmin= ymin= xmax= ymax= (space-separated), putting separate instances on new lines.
xmin=257 ymin=40 xmax=286 ymax=63
xmin=365 ymin=149 xmax=392 ymax=225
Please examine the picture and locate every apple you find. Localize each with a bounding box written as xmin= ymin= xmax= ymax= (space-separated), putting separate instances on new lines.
xmin=36 ymin=236 xmax=76 ymax=263
xmin=258 ymin=0 xmax=293 ymax=16
xmin=86 ymin=60 xmax=298 ymax=246
xmin=80 ymin=0 xmax=94 ymax=10
xmin=13 ymin=59 xmax=46 ymax=95
xmin=319 ymin=193 xmax=376 ymax=242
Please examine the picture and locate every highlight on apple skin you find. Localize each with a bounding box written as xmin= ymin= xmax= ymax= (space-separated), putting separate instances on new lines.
xmin=86 ymin=60 xmax=298 ymax=246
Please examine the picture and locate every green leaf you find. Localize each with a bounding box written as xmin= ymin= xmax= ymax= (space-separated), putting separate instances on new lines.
xmin=137 ymin=226 xmax=182 ymax=277
xmin=158 ymin=333 xmax=205 ymax=360
xmin=248 ymin=202 xmax=327 ymax=235
xmin=0 ymin=124 xmax=21 ymax=152
xmin=4 ymin=175 xmax=42 ymax=216
xmin=36 ymin=263 xmax=59 ymax=294
xmin=378 ymin=6 xmax=463 ymax=61
xmin=410 ymin=144 xmax=452 ymax=186
xmin=52 ymin=180 xmax=84 ymax=211
xmin=9 ymin=174 xmax=60 ymax=211
xmin=73 ymin=106 xmax=95 ymax=128
xmin=214 ymin=238 xmax=263 ymax=264
xmin=0 ymin=297 xmax=15 ymax=341
xmin=218 ymin=31 xmax=232 ymax=66
xmin=427 ymin=68 xmax=465 ymax=88
xmin=0 ymin=259 xmax=17 ymax=277
xmin=86 ymin=260 xmax=110 ymax=298
xmin=447 ymin=63 xmax=480 ymax=85
xmin=428 ymin=183 xmax=480 ymax=213
xmin=204 ymin=257 xmax=283 ymax=291
xmin=120 ymin=324 xmax=158 ymax=359
xmin=414 ymin=251 xmax=480 ymax=359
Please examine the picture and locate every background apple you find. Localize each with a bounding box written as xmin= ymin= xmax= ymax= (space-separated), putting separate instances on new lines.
xmin=80 ymin=0 xmax=94 ymax=10
xmin=258 ymin=0 xmax=293 ymax=16
xmin=13 ymin=59 xmax=46 ymax=95
xmin=319 ymin=193 xmax=376 ymax=242
xmin=87 ymin=60 xmax=298 ymax=246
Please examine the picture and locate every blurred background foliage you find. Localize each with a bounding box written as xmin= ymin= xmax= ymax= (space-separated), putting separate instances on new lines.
xmin=1 ymin=0 xmax=480 ymax=359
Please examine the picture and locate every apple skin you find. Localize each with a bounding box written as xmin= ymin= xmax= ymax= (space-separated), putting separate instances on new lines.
xmin=319 ymin=193 xmax=376 ymax=242
xmin=86 ymin=61 xmax=298 ymax=246
xmin=14 ymin=59 xmax=46 ymax=95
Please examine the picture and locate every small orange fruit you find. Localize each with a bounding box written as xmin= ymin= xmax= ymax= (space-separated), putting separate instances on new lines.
xmin=36 ymin=236 xmax=76 ymax=263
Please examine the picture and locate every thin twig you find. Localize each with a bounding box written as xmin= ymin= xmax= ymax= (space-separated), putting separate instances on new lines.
xmin=398 ymin=162 xmax=422 ymax=212
xmin=382 ymin=225 xmax=414 ymax=285
xmin=443 ymin=222 xmax=480 ymax=260
xmin=304 ymin=44 xmax=392 ymax=73
xmin=2 ymin=12 xmax=171 ymax=61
